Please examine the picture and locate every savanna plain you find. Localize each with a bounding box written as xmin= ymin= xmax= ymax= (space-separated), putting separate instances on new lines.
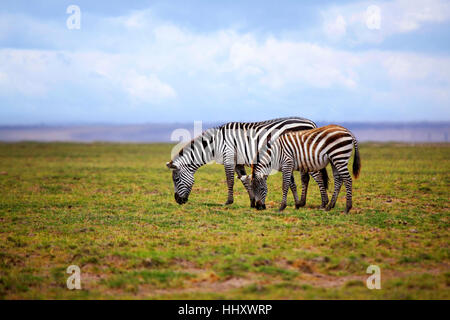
xmin=0 ymin=142 xmax=449 ymax=299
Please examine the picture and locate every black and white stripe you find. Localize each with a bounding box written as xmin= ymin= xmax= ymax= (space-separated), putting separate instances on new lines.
xmin=166 ymin=117 xmax=329 ymax=207
xmin=251 ymin=124 xmax=361 ymax=212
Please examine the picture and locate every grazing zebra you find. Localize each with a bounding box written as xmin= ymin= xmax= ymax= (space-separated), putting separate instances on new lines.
xmin=251 ymin=124 xmax=361 ymax=213
xmin=166 ymin=117 xmax=330 ymax=207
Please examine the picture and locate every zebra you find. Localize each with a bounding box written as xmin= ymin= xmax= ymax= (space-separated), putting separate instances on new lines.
xmin=166 ymin=117 xmax=330 ymax=208
xmin=251 ymin=124 xmax=361 ymax=213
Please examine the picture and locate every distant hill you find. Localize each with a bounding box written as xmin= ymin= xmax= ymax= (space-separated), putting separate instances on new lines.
xmin=0 ymin=122 xmax=448 ymax=143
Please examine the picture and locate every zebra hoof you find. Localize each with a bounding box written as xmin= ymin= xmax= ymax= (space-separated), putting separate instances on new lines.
xmin=344 ymin=206 xmax=352 ymax=214
xmin=325 ymin=205 xmax=332 ymax=211
xmin=278 ymin=203 xmax=287 ymax=212
xmin=319 ymin=202 xmax=328 ymax=209
xmin=295 ymin=201 xmax=305 ymax=209
xmin=224 ymin=200 xmax=233 ymax=205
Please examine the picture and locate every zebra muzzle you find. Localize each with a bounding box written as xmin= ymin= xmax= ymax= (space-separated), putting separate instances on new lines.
xmin=174 ymin=193 xmax=188 ymax=205
xmin=255 ymin=201 xmax=266 ymax=210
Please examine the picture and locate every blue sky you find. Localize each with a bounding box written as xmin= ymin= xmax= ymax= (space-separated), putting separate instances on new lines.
xmin=0 ymin=0 xmax=449 ymax=124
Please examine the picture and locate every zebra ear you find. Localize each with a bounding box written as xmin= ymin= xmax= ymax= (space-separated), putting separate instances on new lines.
xmin=166 ymin=161 xmax=178 ymax=170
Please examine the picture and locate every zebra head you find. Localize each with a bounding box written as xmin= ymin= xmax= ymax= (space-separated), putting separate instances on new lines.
xmin=166 ymin=161 xmax=195 ymax=205
xmin=251 ymin=172 xmax=268 ymax=210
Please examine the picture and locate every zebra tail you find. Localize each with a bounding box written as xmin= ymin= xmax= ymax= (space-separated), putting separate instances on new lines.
xmin=352 ymin=135 xmax=361 ymax=179
xmin=320 ymin=167 xmax=329 ymax=190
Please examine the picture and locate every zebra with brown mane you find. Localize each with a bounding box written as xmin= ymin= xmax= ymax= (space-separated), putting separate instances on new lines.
xmin=251 ymin=124 xmax=361 ymax=213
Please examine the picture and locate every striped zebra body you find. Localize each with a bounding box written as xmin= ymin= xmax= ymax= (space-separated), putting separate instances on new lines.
xmin=166 ymin=117 xmax=329 ymax=207
xmin=252 ymin=125 xmax=361 ymax=213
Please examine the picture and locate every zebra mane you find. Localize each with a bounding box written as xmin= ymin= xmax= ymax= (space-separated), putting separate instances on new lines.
xmin=171 ymin=127 xmax=218 ymax=166
xmin=170 ymin=117 xmax=317 ymax=168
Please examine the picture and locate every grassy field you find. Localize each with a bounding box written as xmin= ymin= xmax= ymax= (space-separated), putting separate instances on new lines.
xmin=0 ymin=142 xmax=449 ymax=299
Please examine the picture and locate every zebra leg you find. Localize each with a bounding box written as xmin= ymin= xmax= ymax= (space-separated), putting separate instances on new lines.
xmin=224 ymin=160 xmax=235 ymax=205
xmin=326 ymin=164 xmax=343 ymax=211
xmin=289 ymin=174 xmax=302 ymax=209
xmin=311 ymin=171 xmax=329 ymax=209
xmin=296 ymin=172 xmax=309 ymax=208
xmin=235 ymin=164 xmax=255 ymax=208
xmin=279 ymin=164 xmax=293 ymax=212
xmin=341 ymin=170 xmax=353 ymax=213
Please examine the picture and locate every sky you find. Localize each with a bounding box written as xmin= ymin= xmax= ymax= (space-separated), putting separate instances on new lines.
xmin=0 ymin=0 xmax=449 ymax=124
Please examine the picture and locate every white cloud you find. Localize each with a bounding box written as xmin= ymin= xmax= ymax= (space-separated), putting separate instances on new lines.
xmin=0 ymin=6 xmax=449 ymax=120
xmin=123 ymin=71 xmax=176 ymax=103
xmin=0 ymin=49 xmax=177 ymax=105
xmin=380 ymin=52 xmax=450 ymax=83
xmin=229 ymin=38 xmax=360 ymax=89
xmin=392 ymin=0 xmax=450 ymax=32
xmin=1 ymin=24 xmax=449 ymax=105
xmin=0 ymin=49 xmax=57 ymax=96
xmin=321 ymin=0 xmax=450 ymax=44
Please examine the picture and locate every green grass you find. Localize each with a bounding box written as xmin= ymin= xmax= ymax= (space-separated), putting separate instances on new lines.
xmin=0 ymin=142 xmax=448 ymax=299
